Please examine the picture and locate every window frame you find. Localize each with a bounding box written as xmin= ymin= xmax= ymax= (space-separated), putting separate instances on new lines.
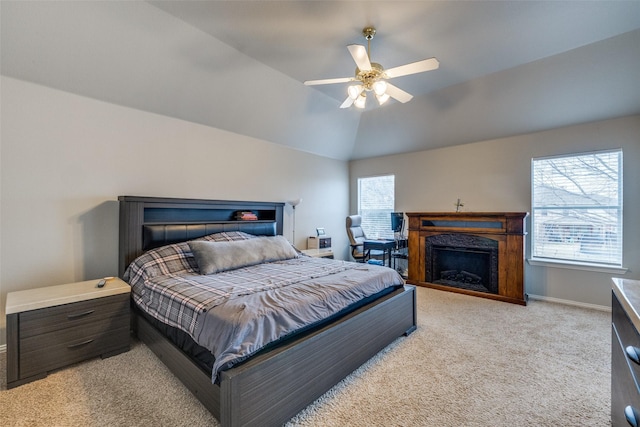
xmin=357 ymin=174 xmax=396 ymax=240
xmin=529 ymin=149 xmax=625 ymax=273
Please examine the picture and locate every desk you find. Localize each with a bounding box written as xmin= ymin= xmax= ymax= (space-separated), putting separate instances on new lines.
xmin=363 ymin=240 xmax=396 ymax=267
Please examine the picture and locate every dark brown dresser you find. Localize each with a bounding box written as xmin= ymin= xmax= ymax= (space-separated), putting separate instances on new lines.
xmin=612 ymin=278 xmax=640 ymax=426
xmin=6 ymin=278 xmax=130 ymax=388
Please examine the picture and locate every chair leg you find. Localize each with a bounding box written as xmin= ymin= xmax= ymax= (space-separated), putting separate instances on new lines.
xmin=351 ymin=246 xmax=367 ymax=263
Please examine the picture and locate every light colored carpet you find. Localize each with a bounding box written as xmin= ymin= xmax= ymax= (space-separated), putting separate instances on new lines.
xmin=0 ymin=287 xmax=611 ymax=426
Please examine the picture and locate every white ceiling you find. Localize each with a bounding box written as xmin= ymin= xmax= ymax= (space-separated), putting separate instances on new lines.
xmin=2 ymin=1 xmax=640 ymax=161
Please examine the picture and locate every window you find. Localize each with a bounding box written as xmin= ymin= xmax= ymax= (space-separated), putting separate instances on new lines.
xmin=531 ymin=149 xmax=623 ymax=267
xmin=358 ymin=175 xmax=395 ymax=239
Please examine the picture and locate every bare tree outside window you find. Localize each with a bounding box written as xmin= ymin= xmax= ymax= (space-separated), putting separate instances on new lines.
xmin=531 ymin=149 xmax=623 ymax=266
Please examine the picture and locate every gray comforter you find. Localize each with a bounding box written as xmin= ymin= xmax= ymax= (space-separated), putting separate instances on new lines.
xmin=137 ymin=256 xmax=404 ymax=380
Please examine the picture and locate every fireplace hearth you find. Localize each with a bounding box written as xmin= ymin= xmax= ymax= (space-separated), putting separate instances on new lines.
xmin=407 ymin=212 xmax=528 ymax=305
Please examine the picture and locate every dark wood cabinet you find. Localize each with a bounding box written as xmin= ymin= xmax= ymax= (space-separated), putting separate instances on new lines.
xmin=612 ymin=283 xmax=640 ymax=426
xmin=406 ymin=212 xmax=528 ymax=305
xmin=6 ymin=278 xmax=131 ymax=388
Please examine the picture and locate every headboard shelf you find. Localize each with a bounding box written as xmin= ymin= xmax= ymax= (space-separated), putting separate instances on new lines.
xmin=142 ymin=220 xmax=276 ymax=225
xmin=118 ymin=196 xmax=285 ymax=277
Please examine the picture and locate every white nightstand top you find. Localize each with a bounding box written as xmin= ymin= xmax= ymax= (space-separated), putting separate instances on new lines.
xmin=6 ymin=277 xmax=130 ymax=314
xmin=301 ymin=248 xmax=334 ymax=258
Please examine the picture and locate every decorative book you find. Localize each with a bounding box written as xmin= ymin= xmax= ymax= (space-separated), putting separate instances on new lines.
xmin=235 ymin=211 xmax=258 ymax=221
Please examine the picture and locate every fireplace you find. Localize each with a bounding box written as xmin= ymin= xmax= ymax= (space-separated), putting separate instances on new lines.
xmin=426 ymin=234 xmax=498 ymax=294
xmin=407 ymin=212 xmax=528 ymax=305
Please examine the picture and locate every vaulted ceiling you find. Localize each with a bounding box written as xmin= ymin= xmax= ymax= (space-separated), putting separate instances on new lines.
xmin=2 ymin=1 xmax=640 ymax=161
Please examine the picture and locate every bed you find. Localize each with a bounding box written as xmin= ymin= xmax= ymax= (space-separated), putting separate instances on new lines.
xmin=118 ymin=196 xmax=417 ymax=427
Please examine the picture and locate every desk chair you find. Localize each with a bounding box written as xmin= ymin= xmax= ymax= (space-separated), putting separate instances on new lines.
xmin=346 ymin=215 xmax=383 ymax=263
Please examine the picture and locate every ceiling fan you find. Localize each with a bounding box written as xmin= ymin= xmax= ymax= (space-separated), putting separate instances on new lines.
xmin=304 ymin=27 xmax=439 ymax=109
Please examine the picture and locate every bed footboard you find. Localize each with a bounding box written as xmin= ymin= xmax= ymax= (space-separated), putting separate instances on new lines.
xmin=219 ymin=284 xmax=416 ymax=426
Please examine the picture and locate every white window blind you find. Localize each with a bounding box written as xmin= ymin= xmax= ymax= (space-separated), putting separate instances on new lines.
xmin=531 ymin=149 xmax=623 ymax=266
xmin=358 ymin=175 xmax=395 ymax=240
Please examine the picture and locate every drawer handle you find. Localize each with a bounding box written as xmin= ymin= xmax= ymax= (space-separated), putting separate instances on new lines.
xmin=67 ymin=339 xmax=94 ymax=349
xmin=626 ymin=346 xmax=640 ymax=365
xmin=626 ymin=405 xmax=640 ymax=427
xmin=67 ymin=309 xmax=95 ymax=320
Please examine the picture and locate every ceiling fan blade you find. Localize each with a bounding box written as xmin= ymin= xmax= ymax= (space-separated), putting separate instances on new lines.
xmin=347 ymin=44 xmax=372 ymax=71
xmin=385 ymin=57 xmax=439 ymax=78
xmin=340 ymin=96 xmax=356 ymax=109
xmin=385 ymin=83 xmax=413 ymax=103
xmin=304 ymin=77 xmax=354 ymax=86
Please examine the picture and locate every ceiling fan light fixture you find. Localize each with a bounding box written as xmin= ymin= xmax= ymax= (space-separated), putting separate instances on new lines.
xmin=373 ymin=80 xmax=387 ymax=96
xmin=354 ymin=93 xmax=367 ymax=109
xmin=376 ymin=93 xmax=390 ymax=105
xmin=348 ymin=84 xmax=363 ymax=100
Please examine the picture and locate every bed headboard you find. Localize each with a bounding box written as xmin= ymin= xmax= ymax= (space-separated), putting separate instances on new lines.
xmin=118 ymin=196 xmax=285 ymax=278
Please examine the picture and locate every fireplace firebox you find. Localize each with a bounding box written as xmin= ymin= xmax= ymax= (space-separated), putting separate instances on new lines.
xmin=427 ymin=234 xmax=499 ymax=294
xmin=407 ymin=212 xmax=528 ymax=305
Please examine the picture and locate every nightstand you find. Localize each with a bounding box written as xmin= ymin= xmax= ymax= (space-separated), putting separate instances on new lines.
xmin=301 ymin=248 xmax=334 ymax=259
xmin=6 ymin=277 xmax=131 ymax=389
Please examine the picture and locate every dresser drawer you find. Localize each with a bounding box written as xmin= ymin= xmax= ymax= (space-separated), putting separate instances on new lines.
xmin=612 ymin=291 xmax=640 ymax=426
xmin=17 ymin=293 xmax=130 ymax=380
xmin=19 ymin=322 xmax=129 ymax=379
xmin=19 ymin=293 xmax=130 ymax=338
xmin=612 ymin=292 xmax=640 ymax=386
xmin=21 ymin=312 xmax=130 ymax=353
xmin=613 ymin=293 xmax=640 ymax=349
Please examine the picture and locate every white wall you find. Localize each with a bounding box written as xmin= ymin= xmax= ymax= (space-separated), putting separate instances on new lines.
xmin=350 ymin=115 xmax=640 ymax=308
xmin=0 ymin=76 xmax=350 ymax=345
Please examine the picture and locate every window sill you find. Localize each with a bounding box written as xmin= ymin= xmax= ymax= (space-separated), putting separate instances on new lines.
xmin=527 ymin=258 xmax=628 ymax=274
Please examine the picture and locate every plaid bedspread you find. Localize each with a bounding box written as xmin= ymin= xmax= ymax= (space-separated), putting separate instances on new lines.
xmin=132 ymin=257 xmax=359 ymax=338
xmin=125 ymin=241 xmax=405 ymax=379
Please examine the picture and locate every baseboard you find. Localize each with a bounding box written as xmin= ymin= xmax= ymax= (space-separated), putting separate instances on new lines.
xmin=528 ymin=294 xmax=611 ymax=312
xmin=0 ymin=344 xmax=6 ymax=353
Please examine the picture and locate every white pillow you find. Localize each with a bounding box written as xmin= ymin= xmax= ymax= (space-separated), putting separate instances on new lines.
xmin=188 ymin=235 xmax=298 ymax=275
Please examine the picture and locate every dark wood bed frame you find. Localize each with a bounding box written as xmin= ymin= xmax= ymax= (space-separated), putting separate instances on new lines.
xmin=118 ymin=196 xmax=417 ymax=427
